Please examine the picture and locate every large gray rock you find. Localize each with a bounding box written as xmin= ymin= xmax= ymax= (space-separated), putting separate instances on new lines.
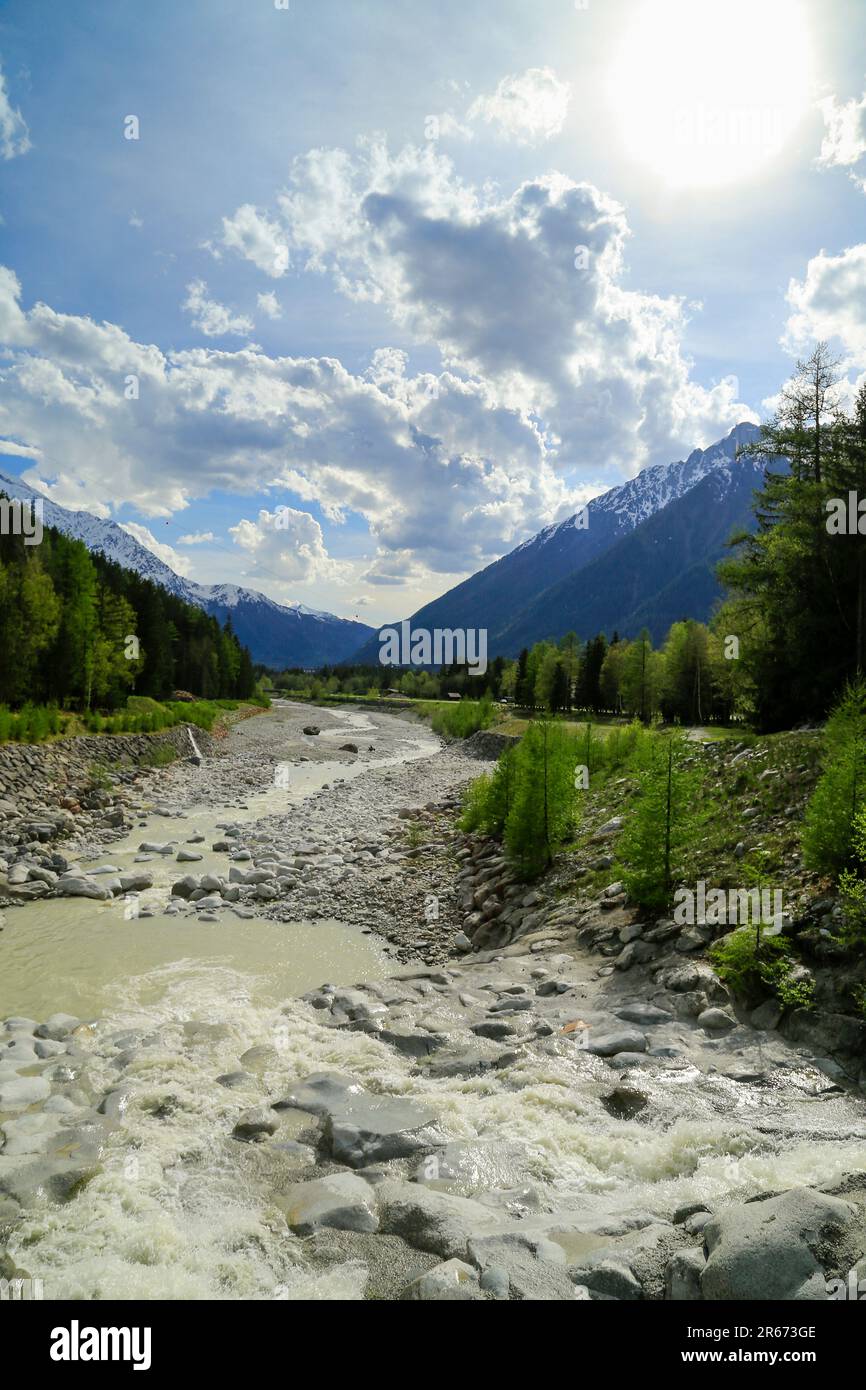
xmin=376 ymin=1180 xmax=503 ymax=1259
xmin=0 ymin=1075 xmax=51 ymax=1109
xmin=273 ymin=1071 xmax=363 ymax=1116
xmin=280 ymin=1173 xmax=379 ymax=1235
xmin=584 ymin=1028 xmax=647 ymax=1057
xmin=702 ymin=1188 xmax=860 ymax=1301
xmin=468 ymin=1231 xmax=583 ymax=1300
xmin=402 ymin=1258 xmax=483 ymax=1301
xmin=323 ymin=1094 xmax=440 ymax=1167
xmin=56 ymin=876 xmax=110 ymax=901
xmin=35 ymin=1013 xmax=80 ymax=1041
xmin=665 ymin=1247 xmax=706 ymax=1300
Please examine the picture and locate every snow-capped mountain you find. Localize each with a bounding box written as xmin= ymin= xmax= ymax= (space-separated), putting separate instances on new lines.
xmin=0 ymin=469 xmax=375 ymax=668
xmin=351 ymin=421 xmax=766 ymax=662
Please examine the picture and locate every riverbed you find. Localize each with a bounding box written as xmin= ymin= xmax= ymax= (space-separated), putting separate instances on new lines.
xmin=2 ymin=702 xmax=866 ymax=1302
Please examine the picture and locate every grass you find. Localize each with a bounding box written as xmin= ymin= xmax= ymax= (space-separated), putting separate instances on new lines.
xmin=416 ymin=697 xmax=497 ymax=738
xmin=0 ymin=694 xmax=270 ymax=744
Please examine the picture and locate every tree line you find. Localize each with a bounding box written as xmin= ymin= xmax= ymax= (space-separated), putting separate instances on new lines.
xmin=718 ymin=345 xmax=866 ymax=730
xmin=0 ymin=509 xmax=256 ymax=709
xmin=272 ymin=620 xmax=745 ymax=726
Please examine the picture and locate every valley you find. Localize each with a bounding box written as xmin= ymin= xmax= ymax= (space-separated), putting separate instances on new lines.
xmin=2 ymin=703 xmax=865 ymax=1302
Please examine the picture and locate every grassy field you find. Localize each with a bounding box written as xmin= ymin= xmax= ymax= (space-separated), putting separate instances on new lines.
xmin=0 ymin=695 xmax=270 ymax=745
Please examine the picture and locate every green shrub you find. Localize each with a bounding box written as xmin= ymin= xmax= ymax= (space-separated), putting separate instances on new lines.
xmin=418 ymin=698 xmax=496 ymax=739
xmin=802 ymin=678 xmax=866 ymax=873
xmin=709 ymin=929 xmax=814 ymax=1010
xmin=618 ymin=732 xmax=705 ymax=911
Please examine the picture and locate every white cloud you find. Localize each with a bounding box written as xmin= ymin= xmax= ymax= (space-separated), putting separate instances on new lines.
xmin=219 ymin=204 xmax=289 ymax=277
xmin=229 ymin=507 xmax=342 ymax=586
xmin=817 ymin=91 xmax=866 ymax=181
xmin=119 ymin=522 xmax=194 ymax=576
xmin=273 ymin=139 xmax=754 ymax=471
xmin=256 ymin=290 xmax=282 ymax=320
xmin=129 ymin=212 xmax=144 ymax=228
xmin=784 ymin=244 xmax=866 ymax=366
xmin=0 ymin=122 xmax=755 ymax=587
xmin=0 ymin=438 xmax=41 ymax=460
xmin=178 ymin=530 xmax=215 ymax=545
xmin=467 ymin=67 xmax=571 ymax=145
xmin=362 ymin=548 xmax=424 ymax=587
xmin=0 ymin=63 xmax=30 ymax=161
xmin=183 ymin=279 xmax=254 ymax=338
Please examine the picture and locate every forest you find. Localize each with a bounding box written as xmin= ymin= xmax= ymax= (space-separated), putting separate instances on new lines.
xmin=0 ymin=511 xmax=256 ymax=710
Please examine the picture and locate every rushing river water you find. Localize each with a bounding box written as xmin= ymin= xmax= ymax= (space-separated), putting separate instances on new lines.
xmin=0 ymin=705 xmax=433 ymax=1020
xmin=3 ymin=704 xmax=866 ymax=1301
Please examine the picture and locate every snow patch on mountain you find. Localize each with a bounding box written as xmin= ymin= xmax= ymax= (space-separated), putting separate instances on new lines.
xmin=523 ymin=421 xmax=762 ymax=552
xmin=0 ymin=467 xmax=373 ymax=661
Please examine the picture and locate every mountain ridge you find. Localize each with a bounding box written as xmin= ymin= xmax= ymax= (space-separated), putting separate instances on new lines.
xmin=352 ymin=421 xmax=764 ymax=661
xmin=0 ymin=467 xmax=375 ymax=669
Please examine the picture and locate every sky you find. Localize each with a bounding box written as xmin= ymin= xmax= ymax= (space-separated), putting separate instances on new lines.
xmin=0 ymin=0 xmax=865 ymax=624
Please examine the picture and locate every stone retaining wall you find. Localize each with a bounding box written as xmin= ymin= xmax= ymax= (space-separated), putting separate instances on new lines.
xmin=0 ymin=723 xmax=214 ymax=808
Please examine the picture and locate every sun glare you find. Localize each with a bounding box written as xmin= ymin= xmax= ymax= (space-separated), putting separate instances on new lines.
xmin=608 ymin=0 xmax=815 ymax=189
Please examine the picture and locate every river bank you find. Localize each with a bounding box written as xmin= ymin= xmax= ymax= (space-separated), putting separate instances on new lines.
xmin=2 ymin=702 xmax=866 ymax=1301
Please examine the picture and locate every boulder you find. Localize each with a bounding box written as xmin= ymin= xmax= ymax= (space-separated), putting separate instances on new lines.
xmin=665 ymin=1248 xmax=706 ymax=1300
xmin=402 ymin=1259 xmax=483 ymax=1301
xmin=376 ymin=1180 xmax=502 ymax=1259
xmin=323 ymin=1093 xmax=440 ymax=1167
xmin=702 ymin=1187 xmax=860 ymax=1301
xmin=280 ymin=1173 xmax=379 ymax=1235
xmin=698 ymin=1007 xmax=736 ymax=1032
xmin=584 ymin=1028 xmax=648 ymax=1057
xmin=468 ymin=1231 xmax=582 ymax=1300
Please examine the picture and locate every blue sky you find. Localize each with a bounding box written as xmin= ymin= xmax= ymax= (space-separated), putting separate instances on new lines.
xmin=1 ymin=0 xmax=865 ymax=623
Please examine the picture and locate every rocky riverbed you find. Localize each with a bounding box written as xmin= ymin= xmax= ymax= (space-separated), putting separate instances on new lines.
xmin=2 ymin=702 xmax=866 ymax=1301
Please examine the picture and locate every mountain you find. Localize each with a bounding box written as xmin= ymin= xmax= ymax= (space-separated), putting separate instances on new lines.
xmin=353 ymin=417 xmax=767 ymax=661
xmin=498 ymin=448 xmax=769 ymax=651
xmin=352 ymin=422 xmax=763 ymax=662
xmin=0 ymin=468 xmax=374 ymax=668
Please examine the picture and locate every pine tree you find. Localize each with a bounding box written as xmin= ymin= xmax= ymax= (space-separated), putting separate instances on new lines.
xmin=618 ymin=732 xmax=702 ymax=911
xmin=505 ymin=720 xmax=575 ymax=877
xmin=802 ymin=677 xmax=866 ymax=873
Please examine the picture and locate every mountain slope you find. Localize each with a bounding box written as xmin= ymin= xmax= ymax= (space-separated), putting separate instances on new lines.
xmin=0 ymin=469 xmax=374 ymax=668
xmin=498 ymin=451 xmax=769 ymax=651
xmin=353 ymin=421 xmax=762 ymax=662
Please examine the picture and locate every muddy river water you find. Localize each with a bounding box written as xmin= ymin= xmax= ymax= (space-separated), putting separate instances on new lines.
xmin=2 ymin=705 xmax=866 ymax=1301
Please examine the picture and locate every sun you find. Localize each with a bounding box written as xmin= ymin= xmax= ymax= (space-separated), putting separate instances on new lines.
xmin=608 ymin=0 xmax=814 ymax=190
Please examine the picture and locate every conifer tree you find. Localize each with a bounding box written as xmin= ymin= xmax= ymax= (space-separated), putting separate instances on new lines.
xmin=505 ymin=720 xmax=575 ymax=877
xmin=618 ymin=731 xmax=701 ymax=910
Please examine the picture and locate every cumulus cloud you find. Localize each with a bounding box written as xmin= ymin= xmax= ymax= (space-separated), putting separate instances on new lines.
xmin=119 ymin=522 xmax=194 ymax=576
xmin=256 ymin=290 xmax=282 ymax=320
xmin=229 ymin=507 xmax=342 ymax=585
xmin=0 ymin=63 xmax=30 ymax=161
xmin=0 ymin=263 xmax=565 ymax=567
xmin=362 ymin=548 xmax=425 ymax=587
xmin=817 ymin=91 xmax=866 ymax=189
xmin=784 ymin=245 xmax=866 ymax=366
xmin=467 ymin=67 xmax=571 ymax=145
xmin=219 ymin=204 xmax=289 ymax=277
xmin=0 ymin=125 xmax=755 ymax=587
xmin=271 ymin=139 xmax=754 ymax=472
xmin=183 ymin=279 xmax=254 ymax=338
xmin=178 ymin=530 xmax=215 ymax=545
